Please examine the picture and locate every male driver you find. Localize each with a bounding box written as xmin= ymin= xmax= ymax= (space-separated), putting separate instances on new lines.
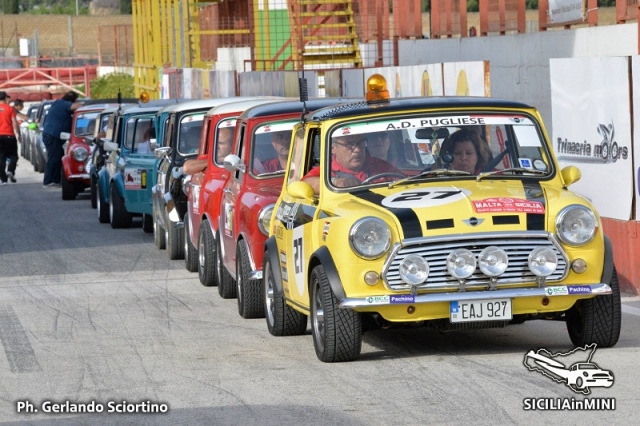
xmin=0 ymin=91 xmax=20 ymax=185
xmin=303 ymin=133 xmax=401 ymax=193
xmin=183 ymin=126 xmax=233 ymax=175
xmin=259 ymin=130 xmax=291 ymax=173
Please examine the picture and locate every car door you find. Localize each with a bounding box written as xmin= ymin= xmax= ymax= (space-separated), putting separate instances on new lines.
xmin=123 ymin=115 xmax=157 ymax=214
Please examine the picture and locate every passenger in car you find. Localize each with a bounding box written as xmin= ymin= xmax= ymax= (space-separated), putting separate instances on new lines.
xmin=134 ymin=128 xmax=152 ymax=154
xmin=441 ymin=128 xmax=492 ymax=174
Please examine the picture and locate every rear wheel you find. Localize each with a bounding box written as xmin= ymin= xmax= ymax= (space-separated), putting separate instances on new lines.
xmin=236 ymin=242 xmax=264 ymax=318
xmin=310 ymin=264 xmax=362 ymax=362
xmin=61 ymin=170 xmax=76 ymax=200
xmin=197 ymin=220 xmax=217 ymax=287
xmin=217 ymin=236 xmax=236 ymax=299
xmin=142 ymin=213 xmax=154 ymax=233
xmin=184 ymin=214 xmax=198 ymax=272
xmin=264 ymin=255 xmax=307 ymax=336
xmin=566 ymin=266 xmax=622 ymax=348
xmin=97 ymin=183 xmax=110 ymax=224
xmin=109 ymin=184 xmax=132 ymax=229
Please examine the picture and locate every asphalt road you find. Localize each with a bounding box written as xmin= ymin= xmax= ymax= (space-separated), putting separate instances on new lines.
xmin=1 ymin=160 xmax=639 ymax=425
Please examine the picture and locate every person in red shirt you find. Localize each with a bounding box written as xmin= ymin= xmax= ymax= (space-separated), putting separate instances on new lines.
xmin=303 ymin=133 xmax=402 ymax=193
xmin=0 ymin=91 xmax=21 ymax=184
xmin=257 ymin=130 xmax=291 ymax=174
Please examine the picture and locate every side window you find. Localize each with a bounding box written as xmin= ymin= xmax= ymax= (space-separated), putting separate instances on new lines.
xmin=288 ymin=127 xmax=311 ymax=185
xmin=214 ymin=120 xmax=237 ymax=166
xmin=234 ymin=128 xmax=246 ymax=182
xmin=124 ymin=118 xmax=136 ymax=149
xmin=200 ymin=118 xmax=211 ymax=155
xmin=132 ymin=118 xmax=154 ymax=154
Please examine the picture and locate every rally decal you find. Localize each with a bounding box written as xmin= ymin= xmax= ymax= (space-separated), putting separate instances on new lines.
xmin=523 ymin=182 xmax=546 ymax=231
xmin=124 ymin=168 xmax=147 ymax=189
xmin=472 ymin=197 xmax=545 ymax=214
xmin=381 ymin=187 xmax=470 ymax=209
xmin=223 ymin=203 xmax=233 ymax=237
xmin=354 ymin=191 xmax=422 ymax=239
xmin=292 ymin=226 xmax=305 ymax=296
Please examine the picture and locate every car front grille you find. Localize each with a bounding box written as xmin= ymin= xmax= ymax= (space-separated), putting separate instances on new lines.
xmin=382 ymin=231 xmax=569 ymax=291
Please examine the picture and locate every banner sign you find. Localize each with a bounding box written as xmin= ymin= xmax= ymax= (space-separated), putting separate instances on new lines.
xmin=549 ymin=0 xmax=584 ymax=23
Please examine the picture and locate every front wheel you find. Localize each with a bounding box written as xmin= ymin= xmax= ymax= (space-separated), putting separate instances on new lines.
xmin=197 ymin=220 xmax=217 ymax=287
xmin=566 ymin=266 xmax=622 ymax=348
xmin=310 ymin=265 xmax=362 ymax=362
xmin=236 ymin=242 xmax=264 ymax=319
xmin=61 ymin=170 xmax=76 ymax=200
xmin=97 ymin=183 xmax=110 ymax=224
xmin=109 ymin=184 xmax=132 ymax=229
xmin=142 ymin=213 xmax=154 ymax=233
xmin=264 ymin=255 xmax=307 ymax=336
xmin=166 ymin=213 xmax=185 ymax=260
xmin=153 ymin=208 xmax=166 ymax=250
xmin=90 ymin=173 xmax=98 ymax=209
xmin=217 ymin=236 xmax=236 ymax=299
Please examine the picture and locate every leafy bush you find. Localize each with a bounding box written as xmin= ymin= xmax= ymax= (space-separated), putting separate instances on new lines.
xmin=90 ymin=73 xmax=135 ymax=99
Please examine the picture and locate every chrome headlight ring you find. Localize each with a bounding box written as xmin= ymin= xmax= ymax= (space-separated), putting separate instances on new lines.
xmin=349 ymin=217 xmax=391 ymax=260
xmin=72 ymin=146 xmax=89 ymax=162
xmin=258 ymin=204 xmax=276 ymax=237
xmin=555 ymin=205 xmax=598 ymax=246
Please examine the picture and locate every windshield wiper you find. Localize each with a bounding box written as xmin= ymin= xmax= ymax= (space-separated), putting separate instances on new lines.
xmin=476 ymin=168 xmax=547 ymax=181
xmin=389 ymin=169 xmax=471 ymax=188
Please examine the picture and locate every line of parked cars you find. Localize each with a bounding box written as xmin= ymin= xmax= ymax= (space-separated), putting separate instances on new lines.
xmin=36 ymin=76 xmax=622 ymax=362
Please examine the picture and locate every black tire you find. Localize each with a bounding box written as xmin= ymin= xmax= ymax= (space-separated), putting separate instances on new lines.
xmin=236 ymin=242 xmax=265 ymax=319
xmin=153 ymin=207 xmax=166 ymax=250
xmin=217 ymin=235 xmax=236 ymax=299
xmin=310 ymin=264 xmax=362 ymax=362
xmin=198 ymin=220 xmax=217 ymax=287
xmin=97 ymin=183 xmax=110 ymax=224
xmin=575 ymin=377 xmax=584 ymax=389
xmin=264 ymin=255 xmax=307 ymax=336
xmin=566 ymin=266 xmax=622 ymax=348
xmin=109 ymin=184 xmax=132 ymax=229
xmin=61 ymin=170 xmax=76 ymax=200
xmin=184 ymin=214 xmax=198 ymax=273
xmin=90 ymin=174 xmax=98 ymax=209
xmin=166 ymin=214 xmax=185 ymax=260
xmin=142 ymin=213 xmax=154 ymax=233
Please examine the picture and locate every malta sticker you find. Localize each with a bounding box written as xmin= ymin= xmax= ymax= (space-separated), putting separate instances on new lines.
xmin=124 ymin=168 xmax=146 ymax=189
xmin=382 ymin=187 xmax=470 ymax=209
xmin=472 ymin=197 xmax=544 ymax=214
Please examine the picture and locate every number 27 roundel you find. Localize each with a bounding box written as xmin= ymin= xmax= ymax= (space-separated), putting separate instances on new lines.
xmin=381 ymin=188 xmax=471 ymax=209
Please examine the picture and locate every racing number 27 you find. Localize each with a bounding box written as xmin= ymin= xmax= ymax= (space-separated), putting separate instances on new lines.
xmin=293 ymin=237 xmax=303 ymax=274
xmin=391 ymin=190 xmax=461 ymax=203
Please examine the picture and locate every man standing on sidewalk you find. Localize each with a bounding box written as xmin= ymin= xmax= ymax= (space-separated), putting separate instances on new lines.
xmin=42 ymin=91 xmax=82 ymax=188
xmin=0 ymin=91 xmax=20 ymax=185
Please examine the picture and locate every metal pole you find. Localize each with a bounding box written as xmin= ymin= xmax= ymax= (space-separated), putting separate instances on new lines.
xmin=76 ymin=0 xmax=79 ymax=16
xmin=68 ymin=15 xmax=73 ymax=56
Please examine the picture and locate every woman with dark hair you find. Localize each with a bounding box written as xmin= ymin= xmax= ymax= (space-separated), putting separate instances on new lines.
xmin=441 ymin=128 xmax=492 ymax=174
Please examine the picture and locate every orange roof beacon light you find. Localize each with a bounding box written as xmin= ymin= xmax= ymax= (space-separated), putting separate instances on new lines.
xmin=139 ymin=91 xmax=151 ymax=103
xmin=366 ymin=74 xmax=390 ymax=104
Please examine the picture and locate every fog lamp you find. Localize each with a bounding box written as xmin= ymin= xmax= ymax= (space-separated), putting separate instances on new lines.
xmin=399 ymin=255 xmax=429 ymax=286
xmin=478 ymin=246 xmax=508 ymax=277
xmin=528 ymin=247 xmax=558 ymax=277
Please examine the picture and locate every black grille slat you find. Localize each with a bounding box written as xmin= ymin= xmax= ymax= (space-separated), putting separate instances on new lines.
xmin=384 ymin=235 xmax=568 ymax=290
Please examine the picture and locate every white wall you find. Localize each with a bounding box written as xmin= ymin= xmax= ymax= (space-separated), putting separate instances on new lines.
xmin=398 ymin=23 xmax=638 ymax=133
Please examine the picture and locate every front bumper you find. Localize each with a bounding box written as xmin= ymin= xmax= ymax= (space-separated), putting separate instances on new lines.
xmin=340 ymin=283 xmax=612 ymax=309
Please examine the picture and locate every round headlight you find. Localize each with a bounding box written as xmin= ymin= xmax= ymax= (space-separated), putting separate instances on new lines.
xmin=478 ymin=246 xmax=509 ymax=277
xmin=73 ymin=146 xmax=88 ymax=162
xmin=258 ymin=204 xmax=275 ymax=236
xmin=349 ymin=217 xmax=391 ymax=259
xmin=446 ymin=249 xmax=476 ymax=279
xmin=556 ymin=205 xmax=598 ymax=246
xmin=528 ymin=246 xmax=558 ymax=277
xmin=399 ymin=254 xmax=429 ymax=285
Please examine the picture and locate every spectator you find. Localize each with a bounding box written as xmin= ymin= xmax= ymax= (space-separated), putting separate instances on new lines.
xmin=41 ymin=91 xmax=82 ymax=188
xmin=0 ymin=91 xmax=21 ymax=184
xmin=12 ymin=99 xmax=29 ymax=122
xmin=303 ymin=133 xmax=402 ymax=193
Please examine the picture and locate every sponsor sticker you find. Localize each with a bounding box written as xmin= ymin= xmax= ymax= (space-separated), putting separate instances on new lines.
xmin=472 ymin=197 xmax=545 ymax=214
xmin=365 ymin=296 xmax=390 ymax=305
xmin=390 ymin=295 xmax=415 ymax=304
xmin=124 ymin=168 xmax=146 ymax=190
xmin=545 ymin=286 xmax=569 ymax=296
xmin=567 ymin=285 xmax=592 ymax=295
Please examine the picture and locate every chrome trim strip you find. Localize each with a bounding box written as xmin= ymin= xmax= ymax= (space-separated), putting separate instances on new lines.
xmin=339 ymin=283 xmax=612 ymax=309
xmin=68 ymin=173 xmax=90 ymax=179
xmin=248 ymin=270 xmax=263 ymax=281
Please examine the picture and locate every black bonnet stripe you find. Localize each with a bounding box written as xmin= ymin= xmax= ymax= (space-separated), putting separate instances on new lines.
xmin=353 ymin=191 xmax=423 ymax=239
xmin=524 ymin=182 xmax=546 ymax=231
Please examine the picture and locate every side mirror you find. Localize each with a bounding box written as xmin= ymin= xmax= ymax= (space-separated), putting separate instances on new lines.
xmin=155 ymin=146 xmax=171 ymax=160
xmin=60 ymin=132 xmax=71 ymax=141
xmin=288 ymin=181 xmax=315 ymax=201
xmin=223 ymin=154 xmax=246 ymax=173
xmin=150 ymin=138 xmax=158 ymax=151
xmin=561 ymin=165 xmax=581 ymax=186
xmin=103 ymin=140 xmax=119 ymax=152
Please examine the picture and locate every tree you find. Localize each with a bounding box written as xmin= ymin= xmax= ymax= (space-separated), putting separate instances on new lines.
xmin=120 ymin=0 xmax=131 ymax=14
xmin=1 ymin=0 xmax=19 ymax=14
xmin=90 ymin=72 xmax=135 ymax=99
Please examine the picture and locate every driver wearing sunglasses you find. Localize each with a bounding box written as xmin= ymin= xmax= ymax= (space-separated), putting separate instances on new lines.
xmin=303 ymin=133 xmax=401 ymax=192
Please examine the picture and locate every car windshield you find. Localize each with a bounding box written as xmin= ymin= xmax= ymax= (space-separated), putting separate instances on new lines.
xmin=74 ymin=112 xmax=99 ymax=137
xmin=178 ymin=113 xmax=205 ymax=155
xmin=324 ymin=112 xmax=553 ymax=190
xmin=252 ymin=120 xmax=297 ymax=177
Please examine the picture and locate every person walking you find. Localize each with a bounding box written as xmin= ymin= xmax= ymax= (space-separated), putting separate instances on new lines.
xmin=41 ymin=91 xmax=82 ymax=188
xmin=0 ymin=91 xmax=21 ymax=185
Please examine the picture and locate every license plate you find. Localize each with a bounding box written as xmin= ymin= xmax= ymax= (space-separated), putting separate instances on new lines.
xmin=450 ymin=298 xmax=512 ymax=323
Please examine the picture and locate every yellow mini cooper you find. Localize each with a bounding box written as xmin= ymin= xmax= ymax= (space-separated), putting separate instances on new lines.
xmin=263 ymin=75 xmax=621 ymax=362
